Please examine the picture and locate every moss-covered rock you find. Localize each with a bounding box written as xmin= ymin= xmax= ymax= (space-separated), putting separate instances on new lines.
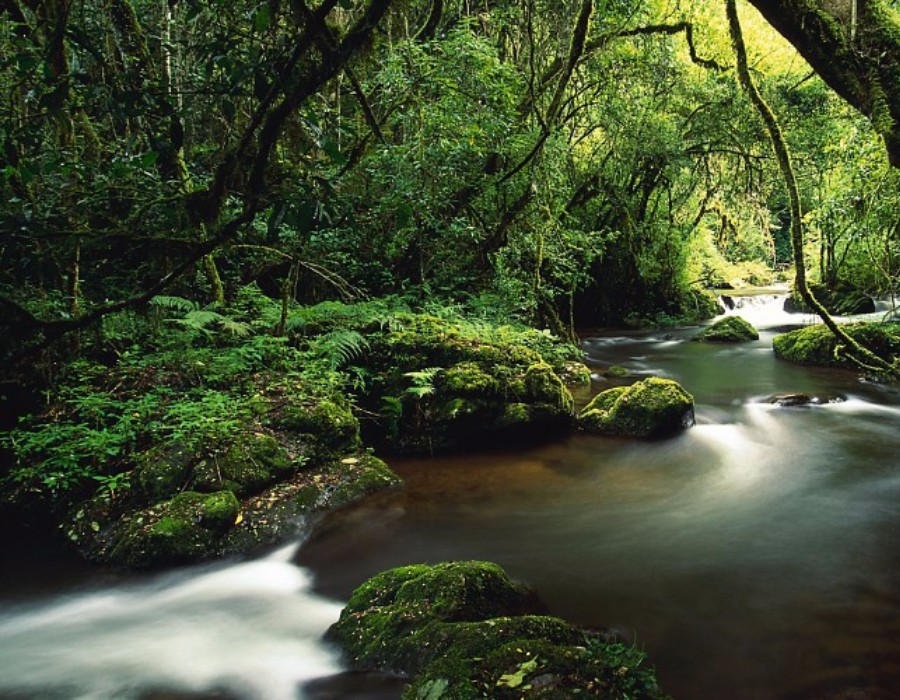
xmin=773 ymin=322 xmax=900 ymax=368
xmin=524 ymin=362 xmax=575 ymax=413
xmin=133 ymin=442 xmax=193 ymax=502
xmin=309 ymin=310 xmax=591 ymax=454
xmin=192 ymin=433 xmax=293 ymax=496
xmin=603 ymin=365 xmax=629 ymax=378
xmin=328 ymin=561 xmax=669 ymax=699
xmin=438 ymin=362 xmax=502 ymax=398
xmin=107 ymin=490 xmax=240 ymax=568
xmin=270 ymin=395 xmax=361 ymax=455
xmin=221 ymin=453 xmax=402 ymax=555
xmin=329 ymin=561 xmax=541 ymax=670
xmin=133 ymin=431 xmax=296 ymax=501
xmin=579 ymin=378 xmax=695 ymax=438
xmin=82 ymin=452 xmax=401 ymax=568
xmin=694 ymin=316 xmax=759 ymax=343
xmin=558 ymin=361 xmax=592 ymax=385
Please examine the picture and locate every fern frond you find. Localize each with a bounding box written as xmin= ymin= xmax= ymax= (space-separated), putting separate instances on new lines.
xmin=308 ymin=330 xmax=370 ymax=369
xmin=150 ymin=295 xmax=198 ymax=313
xmin=218 ymin=317 xmax=252 ymax=337
xmin=403 ymin=367 xmax=443 ymax=398
xmin=174 ymin=310 xmax=223 ymax=331
xmin=403 ymin=367 xmax=443 ymax=383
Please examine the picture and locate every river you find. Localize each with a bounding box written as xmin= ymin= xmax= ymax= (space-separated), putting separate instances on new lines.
xmin=2 ymin=293 xmax=900 ymax=699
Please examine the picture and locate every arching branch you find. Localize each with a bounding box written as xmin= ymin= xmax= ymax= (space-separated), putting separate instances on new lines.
xmin=746 ymin=0 xmax=900 ymax=167
xmin=727 ymin=0 xmax=896 ymax=378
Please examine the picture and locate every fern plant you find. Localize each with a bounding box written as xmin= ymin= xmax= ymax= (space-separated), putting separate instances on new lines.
xmin=403 ymin=367 xmax=443 ymax=398
xmin=306 ymin=330 xmax=370 ymax=369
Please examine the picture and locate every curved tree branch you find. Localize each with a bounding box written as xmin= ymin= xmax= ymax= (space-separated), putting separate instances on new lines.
xmin=746 ymin=0 xmax=900 ymax=167
xmin=727 ymin=0 xmax=896 ymax=378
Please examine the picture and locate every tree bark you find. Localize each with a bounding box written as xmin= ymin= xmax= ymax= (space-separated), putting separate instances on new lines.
xmin=746 ymin=0 xmax=900 ymax=167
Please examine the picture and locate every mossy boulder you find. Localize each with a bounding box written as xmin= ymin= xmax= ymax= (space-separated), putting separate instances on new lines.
xmin=326 ymin=311 xmax=589 ymax=453
xmin=773 ymin=322 xmax=900 ymax=369
xmin=133 ymin=431 xmax=296 ymax=501
xmin=438 ymin=362 xmax=502 ymax=398
xmin=579 ymin=377 xmax=695 ymax=438
xmin=221 ymin=452 xmax=402 ymax=555
xmin=328 ymin=561 xmax=669 ymax=699
xmin=694 ymin=316 xmax=759 ymax=343
xmin=107 ymin=490 xmax=240 ymax=568
xmin=192 ymin=433 xmax=293 ymax=496
xmin=603 ymin=365 xmax=629 ymax=378
xmin=362 ymin=320 xmax=579 ymax=452
xmin=79 ymin=452 xmax=401 ymax=568
xmin=269 ymin=395 xmax=360 ymax=455
xmin=329 ymin=561 xmax=542 ymax=670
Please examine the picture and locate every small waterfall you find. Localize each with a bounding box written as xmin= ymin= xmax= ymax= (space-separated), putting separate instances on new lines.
xmin=0 ymin=543 xmax=343 ymax=700
xmin=717 ymin=289 xmax=811 ymax=330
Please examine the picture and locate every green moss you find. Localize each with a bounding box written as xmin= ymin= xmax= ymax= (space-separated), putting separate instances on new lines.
xmin=109 ymin=490 xmax=239 ymax=568
xmin=329 ymin=561 xmax=668 ymax=700
xmin=326 ymin=454 xmax=403 ymax=505
xmin=133 ymin=442 xmax=192 ymax=501
xmin=579 ymin=378 xmax=694 ymax=438
xmin=199 ymin=490 xmax=240 ymax=529
xmin=773 ymin=322 xmax=900 ymax=368
xmin=361 ymin=316 xmax=577 ymax=452
xmin=558 ymin=361 xmax=592 ymax=385
xmin=494 ymin=403 xmax=532 ymax=430
xmin=524 ymin=363 xmax=575 ymax=414
xmin=274 ymin=397 xmax=361 ymax=454
xmin=192 ymin=433 xmax=293 ymax=496
xmin=603 ymin=366 xmax=629 ymax=379
xmin=439 ymin=362 xmax=501 ymax=398
xmin=694 ymin=316 xmax=759 ymax=343
xmin=329 ymin=561 xmax=544 ymax=671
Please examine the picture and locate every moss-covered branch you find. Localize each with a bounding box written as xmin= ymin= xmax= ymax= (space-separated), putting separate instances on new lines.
xmin=726 ymin=0 xmax=897 ymax=378
xmin=747 ymin=0 xmax=900 ymax=167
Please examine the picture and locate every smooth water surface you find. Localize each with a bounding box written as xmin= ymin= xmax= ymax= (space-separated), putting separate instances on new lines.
xmin=300 ymin=295 xmax=900 ymax=699
xmin=2 ymin=294 xmax=900 ymax=699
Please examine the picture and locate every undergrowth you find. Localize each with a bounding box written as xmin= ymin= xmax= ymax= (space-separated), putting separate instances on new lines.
xmin=3 ymin=286 xmax=584 ymax=505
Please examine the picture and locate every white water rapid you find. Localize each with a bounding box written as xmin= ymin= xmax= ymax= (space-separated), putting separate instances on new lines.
xmin=0 ymin=543 xmax=343 ymax=700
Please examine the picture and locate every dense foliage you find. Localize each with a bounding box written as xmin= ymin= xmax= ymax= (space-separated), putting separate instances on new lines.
xmin=3 ymin=0 xmax=897 ymax=361
xmin=2 ymin=0 xmax=900 ymax=526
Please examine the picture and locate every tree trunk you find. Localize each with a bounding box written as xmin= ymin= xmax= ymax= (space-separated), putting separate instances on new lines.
xmin=746 ymin=0 xmax=900 ymax=168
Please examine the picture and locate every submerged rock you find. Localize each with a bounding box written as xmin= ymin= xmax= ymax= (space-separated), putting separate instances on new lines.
xmin=578 ymin=377 xmax=695 ymax=438
xmin=766 ymin=393 xmax=847 ymax=407
xmin=327 ymin=561 xmax=669 ymax=699
xmin=694 ymin=316 xmax=759 ymax=343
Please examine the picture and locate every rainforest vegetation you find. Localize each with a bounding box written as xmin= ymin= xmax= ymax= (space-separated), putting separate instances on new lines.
xmin=2 ymin=0 xmax=900 ymax=695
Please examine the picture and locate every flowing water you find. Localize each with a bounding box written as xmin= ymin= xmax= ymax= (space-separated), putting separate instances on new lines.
xmin=3 ymin=292 xmax=900 ymax=699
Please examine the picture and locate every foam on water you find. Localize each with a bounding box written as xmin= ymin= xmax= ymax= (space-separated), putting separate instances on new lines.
xmin=0 ymin=543 xmax=343 ymax=700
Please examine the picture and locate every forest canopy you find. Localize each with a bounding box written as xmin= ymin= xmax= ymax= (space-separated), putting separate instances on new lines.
xmin=1 ymin=0 xmax=899 ymax=363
